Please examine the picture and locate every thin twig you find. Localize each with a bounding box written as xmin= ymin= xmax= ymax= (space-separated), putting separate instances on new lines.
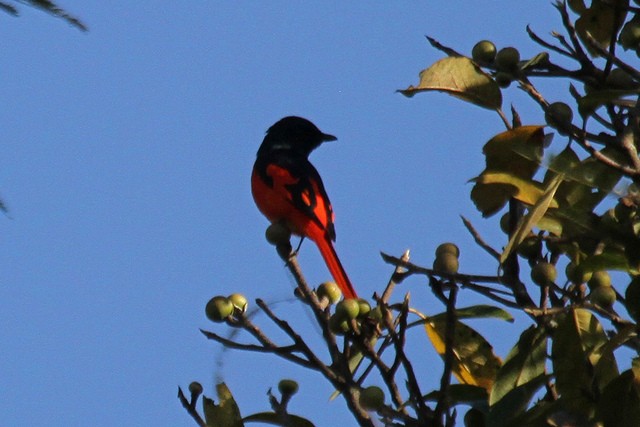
xmin=178 ymin=387 xmax=207 ymax=427
xmin=380 ymin=252 xmax=502 ymax=284
xmin=383 ymin=296 xmax=433 ymax=423
xmin=425 ymin=35 xmax=463 ymax=57
xmin=526 ymin=25 xmax=574 ymax=58
xmin=460 ymin=216 xmax=500 ymax=260
xmin=434 ymin=286 xmax=458 ymax=427
xmin=381 ymin=250 xmax=410 ymax=302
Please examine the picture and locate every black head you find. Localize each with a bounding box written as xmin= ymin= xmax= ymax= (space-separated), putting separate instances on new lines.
xmin=257 ymin=116 xmax=337 ymax=158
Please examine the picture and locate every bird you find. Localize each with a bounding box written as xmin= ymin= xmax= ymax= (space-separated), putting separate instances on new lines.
xmin=251 ymin=116 xmax=358 ymax=299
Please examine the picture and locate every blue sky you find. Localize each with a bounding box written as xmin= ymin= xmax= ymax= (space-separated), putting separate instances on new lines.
xmin=1 ymin=2 xmax=559 ymax=425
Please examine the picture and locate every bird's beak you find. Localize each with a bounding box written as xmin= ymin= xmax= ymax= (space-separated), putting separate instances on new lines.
xmin=321 ymin=133 xmax=337 ymax=142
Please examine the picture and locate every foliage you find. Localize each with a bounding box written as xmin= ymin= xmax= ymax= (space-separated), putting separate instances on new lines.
xmin=182 ymin=1 xmax=640 ymax=426
xmin=1 ymin=0 xmax=86 ymax=31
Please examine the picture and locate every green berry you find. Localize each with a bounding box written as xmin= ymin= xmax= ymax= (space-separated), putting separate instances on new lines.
xmin=433 ymin=252 xmax=459 ymax=274
xmin=359 ymin=386 xmax=385 ymax=411
xmin=335 ymin=298 xmax=360 ymax=320
xmin=500 ymin=212 xmax=512 ymax=234
xmin=316 ymin=281 xmax=342 ymax=304
xmin=516 ymin=236 xmax=541 ymax=260
xmin=619 ymin=19 xmax=640 ymax=50
xmin=329 ymin=314 xmax=350 ymax=335
xmin=625 ymin=277 xmax=640 ymax=321
xmin=357 ymin=299 xmax=371 ymax=317
xmin=531 ymin=262 xmax=557 ymax=286
xmin=606 ymin=68 xmax=637 ymax=89
xmin=494 ymin=72 xmax=513 ymax=88
xmin=189 ymin=381 xmax=203 ymax=397
xmin=435 ymin=242 xmax=460 ymax=258
xmin=590 ymin=286 xmax=617 ymax=308
xmin=588 ymin=270 xmax=612 ymax=290
xmin=464 ymin=407 xmax=486 ymax=427
xmin=265 ymin=223 xmax=291 ymax=246
xmin=368 ymin=306 xmax=384 ymax=323
xmin=472 ymin=40 xmax=497 ymax=64
xmin=495 ymin=47 xmax=520 ymax=71
xmin=545 ymin=102 xmax=573 ymax=131
xmin=228 ymin=293 xmax=248 ymax=312
xmin=278 ymin=379 xmax=299 ymax=396
xmin=565 ymin=262 xmax=592 ymax=284
xmin=205 ymin=296 xmax=234 ymax=322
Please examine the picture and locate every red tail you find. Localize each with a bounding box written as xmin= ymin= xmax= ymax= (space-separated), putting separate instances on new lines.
xmin=313 ymin=234 xmax=358 ymax=299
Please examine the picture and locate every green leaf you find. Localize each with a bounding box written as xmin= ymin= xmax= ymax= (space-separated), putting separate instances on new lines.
xmin=520 ymin=52 xmax=550 ymax=71
xmin=243 ymin=412 xmax=315 ymax=427
xmin=490 ymin=326 xmax=548 ymax=406
xmin=399 ymin=56 xmax=502 ymax=109
xmin=596 ymin=370 xmax=640 ymax=427
xmin=0 ymin=2 xmax=18 ymax=15
xmin=580 ymin=249 xmax=630 ymax=273
xmin=423 ymin=384 xmax=489 ymax=406
xmin=431 ymin=305 xmax=514 ymax=323
xmin=203 ymin=383 xmax=244 ymax=427
xmin=578 ymin=89 xmax=640 ymax=118
xmin=552 ymin=309 xmax=614 ymax=415
xmin=487 ymin=374 xmax=549 ymax=427
xmin=575 ymin=0 xmax=628 ymax=57
xmin=500 ymin=173 xmax=563 ymax=264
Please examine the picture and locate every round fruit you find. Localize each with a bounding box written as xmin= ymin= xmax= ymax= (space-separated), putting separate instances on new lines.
xmin=329 ymin=314 xmax=350 ymax=335
xmin=500 ymin=212 xmax=512 ymax=234
xmin=278 ymin=379 xmax=299 ymax=396
xmin=335 ymin=298 xmax=360 ymax=320
xmin=368 ymin=306 xmax=384 ymax=323
xmin=588 ymin=270 xmax=612 ymax=290
xmin=625 ymin=277 xmax=640 ymax=321
xmin=472 ymin=40 xmax=497 ymax=64
xmin=495 ymin=47 xmax=520 ymax=71
xmin=464 ymin=407 xmax=486 ymax=427
xmin=357 ymin=299 xmax=371 ymax=317
xmin=606 ymin=68 xmax=637 ymax=89
xmin=359 ymin=386 xmax=385 ymax=411
xmin=433 ymin=252 xmax=459 ymax=274
xmin=205 ymin=296 xmax=234 ymax=322
xmin=517 ymin=236 xmax=542 ymax=260
xmin=614 ymin=201 xmax=635 ymax=223
xmin=531 ymin=262 xmax=557 ymax=286
xmin=435 ymin=242 xmax=460 ymax=258
xmin=565 ymin=262 xmax=592 ymax=284
xmin=619 ymin=19 xmax=640 ymax=50
xmin=317 ymin=281 xmax=342 ymax=304
xmin=265 ymin=222 xmax=291 ymax=246
xmin=590 ymin=286 xmax=617 ymax=308
xmin=545 ymin=102 xmax=573 ymax=131
xmin=494 ymin=72 xmax=513 ymax=88
xmin=189 ymin=381 xmax=203 ymax=397
xmin=228 ymin=293 xmax=248 ymax=312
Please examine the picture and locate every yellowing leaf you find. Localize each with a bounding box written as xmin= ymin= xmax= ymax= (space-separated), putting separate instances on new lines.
xmin=483 ymin=126 xmax=546 ymax=179
xmin=424 ymin=316 xmax=502 ymax=392
xmin=475 ymin=172 xmax=559 ymax=208
xmin=399 ymin=56 xmax=502 ymax=110
xmin=470 ymin=181 xmax=516 ymax=218
xmin=471 ymin=126 xmax=548 ymax=217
